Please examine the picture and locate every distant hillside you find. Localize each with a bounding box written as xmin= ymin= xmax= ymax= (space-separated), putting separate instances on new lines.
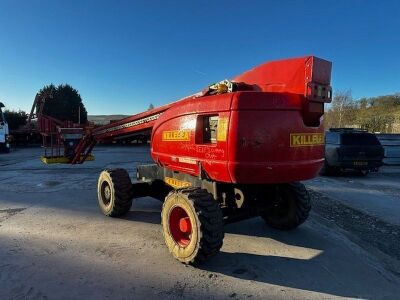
xmin=88 ymin=115 xmax=129 ymax=125
xmin=325 ymin=92 xmax=400 ymax=133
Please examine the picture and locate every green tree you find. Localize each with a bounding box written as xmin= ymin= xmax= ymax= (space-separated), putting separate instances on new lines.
xmin=4 ymin=110 xmax=28 ymax=130
xmin=38 ymin=84 xmax=87 ymax=124
xmin=325 ymin=92 xmax=400 ymax=133
xmin=354 ymin=94 xmax=400 ymax=133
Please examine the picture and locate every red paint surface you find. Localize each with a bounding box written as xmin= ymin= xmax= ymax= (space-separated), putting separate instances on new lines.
xmin=151 ymin=56 xmax=331 ymax=183
xmin=82 ymin=55 xmax=332 ymax=182
xmin=169 ymin=206 xmax=192 ymax=247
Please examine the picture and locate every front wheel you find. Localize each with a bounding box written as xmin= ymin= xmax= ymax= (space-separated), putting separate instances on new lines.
xmin=161 ymin=188 xmax=224 ymax=264
xmin=97 ymin=168 xmax=133 ymax=217
xmin=260 ymin=182 xmax=311 ymax=230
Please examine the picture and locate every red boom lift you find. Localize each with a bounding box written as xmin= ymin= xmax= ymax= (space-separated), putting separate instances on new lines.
xmin=32 ymin=56 xmax=332 ymax=264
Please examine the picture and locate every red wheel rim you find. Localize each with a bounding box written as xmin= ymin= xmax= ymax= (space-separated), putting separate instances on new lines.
xmin=169 ymin=206 xmax=192 ymax=247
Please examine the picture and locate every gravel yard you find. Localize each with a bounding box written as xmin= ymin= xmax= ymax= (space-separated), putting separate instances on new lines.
xmin=1 ymin=146 xmax=399 ymax=300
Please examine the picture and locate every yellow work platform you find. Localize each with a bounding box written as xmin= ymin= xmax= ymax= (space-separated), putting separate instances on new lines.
xmin=41 ymin=155 xmax=95 ymax=164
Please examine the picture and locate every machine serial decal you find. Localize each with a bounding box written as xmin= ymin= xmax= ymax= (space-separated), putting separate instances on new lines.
xmin=290 ymin=133 xmax=324 ymax=147
xmin=178 ymin=157 xmax=197 ymax=165
xmin=162 ymin=130 xmax=191 ymax=141
xmin=217 ymin=118 xmax=228 ymax=142
xmin=164 ymin=177 xmax=192 ymax=189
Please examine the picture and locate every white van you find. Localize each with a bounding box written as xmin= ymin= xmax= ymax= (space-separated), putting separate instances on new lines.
xmin=0 ymin=102 xmax=10 ymax=153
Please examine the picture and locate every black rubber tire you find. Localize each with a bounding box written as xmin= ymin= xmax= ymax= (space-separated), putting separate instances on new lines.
xmin=0 ymin=144 xmax=10 ymax=153
xmin=261 ymin=182 xmax=311 ymax=230
xmin=320 ymin=162 xmax=336 ymax=176
xmin=319 ymin=162 xmax=327 ymax=175
xmin=161 ymin=188 xmax=224 ymax=264
xmin=97 ymin=168 xmax=133 ymax=217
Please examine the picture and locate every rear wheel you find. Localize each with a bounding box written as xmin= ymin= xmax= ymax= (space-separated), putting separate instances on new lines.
xmin=97 ymin=168 xmax=133 ymax=217
xmin=0 ymin=143 xmax=10 ymax=153
xmin=320 ymin=162 xmax=337 ymax=176
xmin=161 ymin=188 xmax=224 ymax=264
xmin=261 ymin=182 xmax=311 ymax=230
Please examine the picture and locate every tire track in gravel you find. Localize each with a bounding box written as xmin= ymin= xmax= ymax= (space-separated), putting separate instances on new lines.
xmin=0 ymin=208 xmax=27 ymax=223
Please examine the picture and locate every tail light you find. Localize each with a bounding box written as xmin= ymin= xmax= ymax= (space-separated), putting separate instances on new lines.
xmin=302 ymin=83 xmax=332 ymax=127
xmin=306 ymin=83 xmax=332 ymax=103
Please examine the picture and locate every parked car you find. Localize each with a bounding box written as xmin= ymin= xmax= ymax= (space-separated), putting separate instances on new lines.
xmin=321 ymin=128 xmax=384 ymax=176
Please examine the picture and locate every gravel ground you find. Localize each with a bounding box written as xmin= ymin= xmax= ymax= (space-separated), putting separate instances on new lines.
xmin=305 ymin=166 xmax=400 ymax=276
xmin=310 ymin=190 xmax=400 ymax=275
xmin=0 ymin=146 xmax=400 ymax=299
xmin=306 ymin=168 xmax=400 ymax=226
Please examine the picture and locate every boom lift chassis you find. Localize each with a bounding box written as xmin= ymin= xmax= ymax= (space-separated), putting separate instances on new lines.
xmin=32 ymin=56 xmax=332 ymax=264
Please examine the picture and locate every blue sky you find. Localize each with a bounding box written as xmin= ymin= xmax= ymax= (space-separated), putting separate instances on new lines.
xmin=0 ymin=0 xmax=399 ymax=115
